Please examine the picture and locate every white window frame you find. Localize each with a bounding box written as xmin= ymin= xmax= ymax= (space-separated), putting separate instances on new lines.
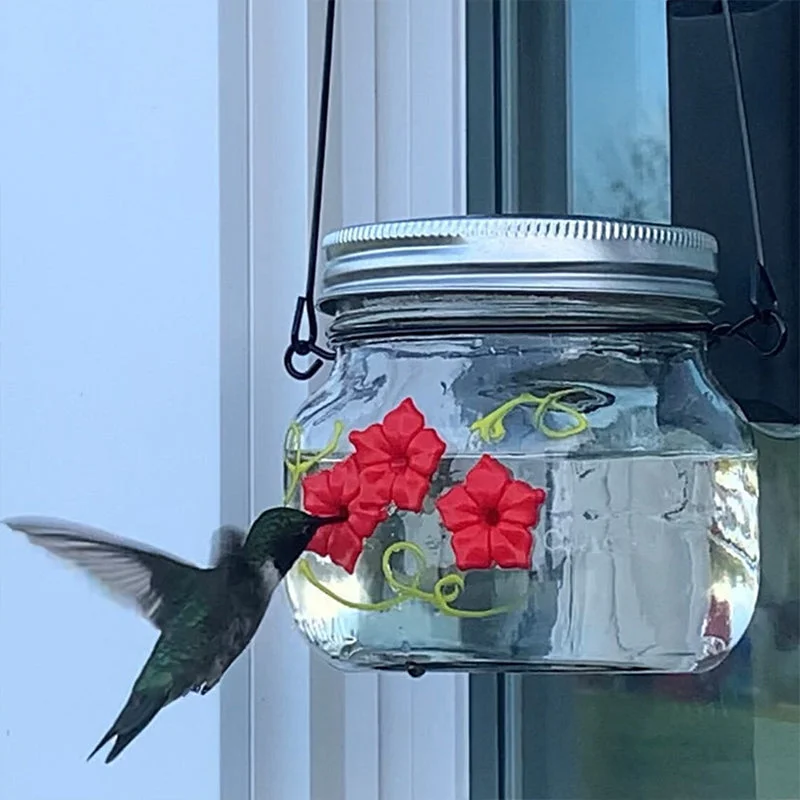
xmin=219 ymin=2 xmax=469 ymax=799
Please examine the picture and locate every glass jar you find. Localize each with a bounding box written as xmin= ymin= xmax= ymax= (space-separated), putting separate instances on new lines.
xmin=283 ymin=216 xmax=759 ymax=674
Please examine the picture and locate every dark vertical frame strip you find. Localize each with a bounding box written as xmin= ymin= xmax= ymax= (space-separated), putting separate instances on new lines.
xmin=514 ymin=0 xmax=569 ymax=215
xmin=466 ymin=2 xmax=503 ymax=798
xmin=466 ymin=0 xmax=499 ymax=215
xmin=491 ymin=0 xmax=505 ymax=212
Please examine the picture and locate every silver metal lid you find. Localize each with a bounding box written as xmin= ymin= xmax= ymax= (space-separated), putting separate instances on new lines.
xmin=319 ymin=216 xmax=721 ymax=312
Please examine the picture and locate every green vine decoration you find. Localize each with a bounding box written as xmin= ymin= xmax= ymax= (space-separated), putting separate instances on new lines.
xmin=298 ymin=541 xmax=517 ymax=619
xmin=283 ymin=419 xmax=345 ymax=505
xmin=470 ymin=388 xmax=590 ymax=443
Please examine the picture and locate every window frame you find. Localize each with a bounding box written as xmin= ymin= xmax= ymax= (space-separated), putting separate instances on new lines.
xmin=218 ymin=2 xmax=470 ymax=799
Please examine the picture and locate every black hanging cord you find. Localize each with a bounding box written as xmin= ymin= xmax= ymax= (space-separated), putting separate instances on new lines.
xmin=710 ymin=0 xmax=788 ymax=357
xmin=284 ymin=0 xmax=337 ymax=381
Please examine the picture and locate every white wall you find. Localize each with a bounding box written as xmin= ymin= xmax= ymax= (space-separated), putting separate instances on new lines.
xmin=0 ymin=2 xmax=221 ymax=798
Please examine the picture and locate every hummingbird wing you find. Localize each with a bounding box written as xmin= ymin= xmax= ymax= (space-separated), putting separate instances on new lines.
xmin=209 ymin=525 xmax=246 ymax=565
xmin=3 ymin=515 xmax=203 ymax=630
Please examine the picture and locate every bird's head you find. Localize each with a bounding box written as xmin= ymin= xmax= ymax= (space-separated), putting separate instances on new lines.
xmin=243 ymin=506 xmax=344 ymax=577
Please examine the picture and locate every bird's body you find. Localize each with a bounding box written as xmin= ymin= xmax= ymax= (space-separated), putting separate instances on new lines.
xmin=3 ymin=507 xmax=341 ymax=763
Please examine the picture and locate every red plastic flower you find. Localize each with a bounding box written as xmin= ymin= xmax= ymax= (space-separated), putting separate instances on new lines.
xmin=436 ymin=455 xmax=546 ymax=570
xmin=349 ymin=397 xmax=446 ymax=512
xmin=301 ymin=457 xmax=387 ymax=573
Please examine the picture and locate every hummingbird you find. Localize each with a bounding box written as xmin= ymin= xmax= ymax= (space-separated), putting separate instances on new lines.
xmin=2 ymin=507 xmax=343 ymax=764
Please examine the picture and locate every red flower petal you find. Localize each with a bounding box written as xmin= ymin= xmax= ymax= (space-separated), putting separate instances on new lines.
xmin=358 ymin=465 xmax=395 ymax=506
xmin=325 ymin=525 xmax=366 ymax=574
xmin=348 ymin=506 xmax=388 ymax=538
xmin=306 ymin=525 xmax=332 ymax=556
xmin=301 ymin=457 xmax=388 ymax=572
xmin=349 ymin=424 xmax=392 ymax=467
xmin=437 ymin=454 xmax=547 ymax=571
xmin=497 ymin=481 xmax=547 ymax=527
xmin=490 ymin=521 xmax=533 ymax=569
xmin=302 ymin=458 xmax=361 ymax=516
xmin=463 ymin=455 xmax=511 ymax=509
xmin=436 ymin=485 xmax=482 ymax=532
xmin=406 ymin=428 xmax=447 ymax=476
xmin=302 ymin=470 xmax=339 ymax=517
xmin=392 ymin=468 xmax=430 ymax=512
xmin=349 ymin=398 xmax=446 ymax=511
xmin=381 ymin=397 xmax=425 ymax=452
xmin=326 ymin=457 xmax=361 ymax=505
xmin=451 ymin=523 xmax=492 ymax=570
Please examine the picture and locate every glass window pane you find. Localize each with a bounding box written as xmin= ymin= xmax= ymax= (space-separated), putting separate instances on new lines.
xmin=466 ymin=1 xmax=800 ymax=798
xmin=568 ymin=0 xmax=670 ymax=221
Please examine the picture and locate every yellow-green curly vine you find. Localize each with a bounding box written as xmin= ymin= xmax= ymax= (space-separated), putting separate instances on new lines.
xmin=298 ymin=541 xmax=516 ymax=619
xmin=283 ymin=420 xmax=345 ymax=505
xmin=470 ymin=388 xmax=590 ymax=443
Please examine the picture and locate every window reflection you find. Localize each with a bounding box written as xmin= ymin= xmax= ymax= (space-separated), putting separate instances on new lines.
xmin=568 ymin=0 xmax=670 ymax=222
xmin=467 ymin=0 xmax=800 ymax=797
xmin=516 ymin=426 xmax=800 ymax=799
xmin=573 ymin=424 xmax=799 ymax=799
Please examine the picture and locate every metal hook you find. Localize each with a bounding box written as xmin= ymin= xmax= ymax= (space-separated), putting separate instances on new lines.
xmin=711 ymin=307 xmax=788 ymax=358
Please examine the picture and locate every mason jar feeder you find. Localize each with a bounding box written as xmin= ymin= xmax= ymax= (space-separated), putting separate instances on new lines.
xmin=281 ymin=216 xmax=760 ymax=674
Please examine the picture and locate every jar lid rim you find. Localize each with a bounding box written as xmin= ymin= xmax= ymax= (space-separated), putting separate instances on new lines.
xmin=320 ymin=214 xmax=721 ymax=311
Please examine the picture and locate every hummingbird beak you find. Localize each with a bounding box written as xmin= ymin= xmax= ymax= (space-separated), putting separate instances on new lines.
xmin=311 ymin=513 xmax=347 ymax=528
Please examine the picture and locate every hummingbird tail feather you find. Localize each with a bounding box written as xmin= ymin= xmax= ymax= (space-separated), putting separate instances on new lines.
xmin=87 ymin=687 xmax=170 ymax=764
xmin=86 ymin=729 xmax=116 ymax=763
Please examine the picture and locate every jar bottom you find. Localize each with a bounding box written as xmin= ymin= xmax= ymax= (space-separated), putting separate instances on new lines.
xmin=308 ymin=646 xmax=727 ymax=675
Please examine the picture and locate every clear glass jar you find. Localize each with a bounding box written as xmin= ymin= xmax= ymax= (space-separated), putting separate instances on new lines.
xmin=283 ymin=217 xmax=759 ymax=674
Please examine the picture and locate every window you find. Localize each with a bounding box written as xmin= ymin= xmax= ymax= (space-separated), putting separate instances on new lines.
xmin=467 ymin=2 xmax=799 ymax=798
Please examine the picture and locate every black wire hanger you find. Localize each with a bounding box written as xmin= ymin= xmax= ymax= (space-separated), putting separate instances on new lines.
xmin=708 ymin=0 xmax=788 ymax=357
xmin=284 ymin=0 xmax=337 ymax=381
